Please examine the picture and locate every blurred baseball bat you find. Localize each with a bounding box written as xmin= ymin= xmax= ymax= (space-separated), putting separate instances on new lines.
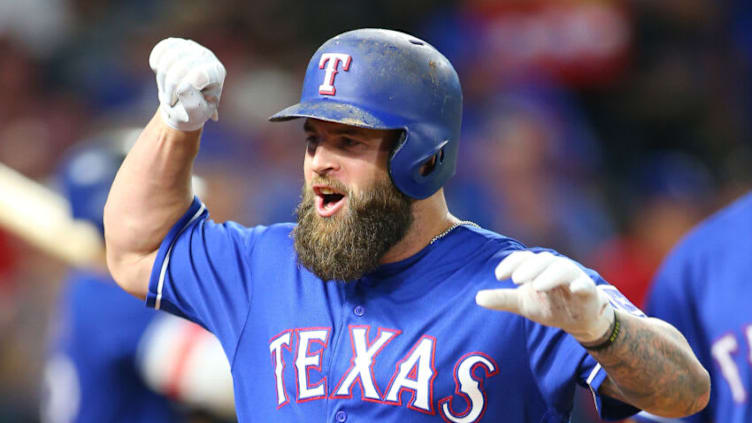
xmin=0 ymin=162 xmax=103 ymax=266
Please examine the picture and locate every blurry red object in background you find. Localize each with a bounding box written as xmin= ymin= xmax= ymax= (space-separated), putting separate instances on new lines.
xmin=0 ymin=230 xmax=17 ymax=295
xmin=590 ymin=236 xmax=658 ymax=309
xmin=462 ymin=0 xmax=631 ymax=87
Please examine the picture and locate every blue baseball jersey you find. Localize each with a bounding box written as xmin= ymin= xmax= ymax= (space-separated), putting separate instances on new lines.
xmin=148 ymin=197 xmax=642 ymax=422
xmin=633 ymin=191 xmax=752 ymax=423
xmin=42 ymin=270 xmax=181 ymax=422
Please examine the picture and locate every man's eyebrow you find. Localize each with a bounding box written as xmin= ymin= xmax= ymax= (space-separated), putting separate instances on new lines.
xmin=328 ymin=126 xmax=361 ymax=136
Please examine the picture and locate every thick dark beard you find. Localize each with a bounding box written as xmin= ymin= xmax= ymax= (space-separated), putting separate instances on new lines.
xmin=293 ymin=177 xmax=414 ymax=282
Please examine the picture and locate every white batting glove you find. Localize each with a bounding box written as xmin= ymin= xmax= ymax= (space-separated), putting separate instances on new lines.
xmin=149 ymin=37 xmax=226 ymax=131
xmin=475 ymin=250 xmax=615 ymax=344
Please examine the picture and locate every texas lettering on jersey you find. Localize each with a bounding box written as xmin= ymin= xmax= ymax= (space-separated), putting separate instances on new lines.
xmin=269 ymin=325 xmax=498 ymax=422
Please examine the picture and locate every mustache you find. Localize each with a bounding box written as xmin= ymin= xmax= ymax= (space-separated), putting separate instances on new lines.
xmin=307 ymin=176 xmax=350 ymax=195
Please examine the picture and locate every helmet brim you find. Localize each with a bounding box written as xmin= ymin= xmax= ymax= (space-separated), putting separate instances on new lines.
xmin=269 ymin=100 xmax=399 ymax=130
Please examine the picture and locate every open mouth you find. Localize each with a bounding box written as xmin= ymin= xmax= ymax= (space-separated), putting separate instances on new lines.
xmin=313 ymin=185 xmax=347 ymax=217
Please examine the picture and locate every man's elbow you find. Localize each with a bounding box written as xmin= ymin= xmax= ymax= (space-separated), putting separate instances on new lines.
xmin=676 ymin=346 xmax=711 ymax=417
xmin=657 ymin=363 xmax=711 ymax=418
xmin=686 ymin=365 xmax=711 ymax=416
xmin=105 ymin=247 xmax=154 ymax=300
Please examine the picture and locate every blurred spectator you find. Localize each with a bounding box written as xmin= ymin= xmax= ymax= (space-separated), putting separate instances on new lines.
xmin=591 ymin=152 xmax=714 ymax=308
xmin=448 ymin=82 xmax=614 ymax=260
xmin=0 ymin=0 xmax=74 ymax=58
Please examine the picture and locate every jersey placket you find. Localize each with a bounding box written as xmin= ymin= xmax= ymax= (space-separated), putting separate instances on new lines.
xmin=323 ymin=281 xmax=361 ymax=422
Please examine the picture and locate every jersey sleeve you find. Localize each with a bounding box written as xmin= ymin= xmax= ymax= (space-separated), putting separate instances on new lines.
xmin=145 ymin=197 xmax=262 ymax=359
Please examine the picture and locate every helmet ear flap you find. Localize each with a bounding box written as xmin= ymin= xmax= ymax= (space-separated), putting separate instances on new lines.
xmin=387 ymin=130 xmax=445 ymax=189
xmin=389 ymin=123 xmax=454 ymax=200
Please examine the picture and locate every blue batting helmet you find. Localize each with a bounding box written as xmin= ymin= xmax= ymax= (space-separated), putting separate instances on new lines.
xmin=57 ymin=129 xmax=138 ymax=235
xmin=270 ymin=28 xmax=463 ymax=199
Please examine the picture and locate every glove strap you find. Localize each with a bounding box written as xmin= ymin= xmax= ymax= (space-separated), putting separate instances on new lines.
xmin=581 ymin=311 xmax=621 ymax=351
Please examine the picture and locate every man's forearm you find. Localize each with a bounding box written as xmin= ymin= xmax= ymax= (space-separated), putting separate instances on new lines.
xmin=103 ymin=111 xmax=200 ymax=295
xmin=593 ymin=310 xmax=710 ymax=417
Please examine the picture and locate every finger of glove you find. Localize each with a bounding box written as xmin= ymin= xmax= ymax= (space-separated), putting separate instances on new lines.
xmin=202 ymin=63 xmax=225 ymax=119
xmin=495 ymin=250 xmax=534 ymax=281
xmin=201 ymin=84 xmax=222 ymax=106
xmin=155 ymin=47 xmax=195 ymax=104
xmin=201 ymin=89 xmax=220 ymax=122
xmin=164 ymin=56 xmax=202 ymax=106
xmin=152 ymin=42 xmax=183 ymax=103
xmin=157 ymin=44 xmax=204 ymax=106
xmin=149 ymin=37 xmax=183 ymax=71
xmin=194 ymin=60 xmax=226 ymax=91
xmin=569 ymin=275 xmax=596 ymax=297
xmin=177 ymin=63 xmax=225 ymax=110
xmin=511 ymin=251 xmax=557 ymax=285
xmin=212 ymin=60 xmax=227 ymax=86
xmin=180 ymin=64 xmax=216 ymax=98
xmin=175 ymin=80 xmax=206 ymax=118
xmin=475 ymin=289 xmax=521 ymax=313
xmin=200 ymin=84 xmax=222 ymax=121
xmin=531 ymin=258 xmax=581 ymax=291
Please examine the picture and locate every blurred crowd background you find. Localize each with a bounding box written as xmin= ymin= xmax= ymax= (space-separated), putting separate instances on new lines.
xmin=0 ymin=0 xmax=749 ymax=421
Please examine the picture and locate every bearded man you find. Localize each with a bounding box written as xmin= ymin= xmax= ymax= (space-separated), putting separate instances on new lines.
xmin=104 ymin=30 xmax=709 ymax=423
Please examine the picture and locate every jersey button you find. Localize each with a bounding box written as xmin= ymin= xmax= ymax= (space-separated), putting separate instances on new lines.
xmin=335 ymin=410 xmax=347 ymax=422
xmin=353 ymin=305 xmax=365 ymax=317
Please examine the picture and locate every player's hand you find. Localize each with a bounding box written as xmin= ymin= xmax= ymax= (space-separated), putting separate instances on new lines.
xmin=475 ymin=251 xmax=614 ymax=344
xmin=149 ymin=37 xmax=226 ymax=132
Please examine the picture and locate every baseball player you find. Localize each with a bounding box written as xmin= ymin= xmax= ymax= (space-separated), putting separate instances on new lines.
xmin=104 ymin=29 xmax=709 ymax=422
xmin=631 ymin=190 xmax=752 ymax=423
xmin=41 ymin=134 xmax=235 ymax=422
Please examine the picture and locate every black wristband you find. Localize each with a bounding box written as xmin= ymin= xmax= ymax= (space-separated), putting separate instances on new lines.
xmin=582 ymin=312 xmax=621 ymax=351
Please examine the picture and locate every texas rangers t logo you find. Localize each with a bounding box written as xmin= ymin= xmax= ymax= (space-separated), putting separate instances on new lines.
xmin=318 ymin=53 xmax=352 ymax=95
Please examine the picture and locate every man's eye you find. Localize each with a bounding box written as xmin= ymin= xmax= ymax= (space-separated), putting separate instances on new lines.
xmin=341 ymin=137 xmax=359 ymax=147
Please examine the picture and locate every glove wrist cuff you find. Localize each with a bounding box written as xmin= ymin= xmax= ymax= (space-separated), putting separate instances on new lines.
xmin=579 ymin=308 xmax=620 ymax=351
xmin=572 ymin=305 xmax=615 ymax=344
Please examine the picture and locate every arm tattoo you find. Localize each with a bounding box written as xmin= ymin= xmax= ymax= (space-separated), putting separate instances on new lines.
xmin=591 ymin=310 xmax=709 ymax=416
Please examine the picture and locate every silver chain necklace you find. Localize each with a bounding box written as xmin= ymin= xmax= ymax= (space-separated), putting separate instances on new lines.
xmin=429 ymin=220 xmax=479 ymax=245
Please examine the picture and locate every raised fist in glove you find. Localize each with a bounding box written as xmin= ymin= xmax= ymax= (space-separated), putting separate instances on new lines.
xmin=149 ymin=38 xmax=226 ymax=131
xmin=475 ymin=250 xmax=615 ymax=344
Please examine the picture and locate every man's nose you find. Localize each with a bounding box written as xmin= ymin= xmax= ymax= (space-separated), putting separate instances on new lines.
xmin=310 ymin=143 xmax=340 ymax=176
